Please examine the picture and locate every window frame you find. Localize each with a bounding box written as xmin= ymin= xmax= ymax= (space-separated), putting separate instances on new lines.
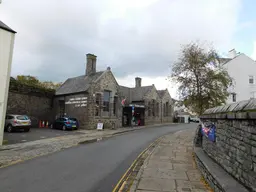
xmin=249 ymin=75 xmax=254 ymax=84
xmin=103 ymin=90 xmax=111 ymax=112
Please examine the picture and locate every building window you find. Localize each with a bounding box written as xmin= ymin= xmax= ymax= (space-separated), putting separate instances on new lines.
xmin=165 ymin=102 xmax=169 ymax=116
xmin=113 ymin=96 xmax=118 ymax=116
xmin=249 ymin=76 xmax=254 ymax=84
xmin=152 ymin=100 xmax=155 ymax=116
xmin=95 ymin=93 xmax=102 ymax=116
xmin=148 ymin=102 xmax=151 ymax=116
xmin=163 ymin=104 xmax=166 ymax=117
xmin=103 ymin=90 xmax=111 ymax=111
xmin=231 ymin=93 xmax=236 ymax=102
xmin=156 ymin=102 xmax=159 ymax=116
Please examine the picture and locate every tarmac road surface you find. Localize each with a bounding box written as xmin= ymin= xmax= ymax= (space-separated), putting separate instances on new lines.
xmin=0 ymin=123 xmax=194 ymax=192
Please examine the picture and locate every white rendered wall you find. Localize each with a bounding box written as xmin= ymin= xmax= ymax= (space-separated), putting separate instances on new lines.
xmin=0 ymin=28 xmax=15 ymax=145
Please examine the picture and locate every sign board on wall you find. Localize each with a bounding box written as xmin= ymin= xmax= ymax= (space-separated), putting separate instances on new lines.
xmin=65 ymin=97 xmax=87 ymax=108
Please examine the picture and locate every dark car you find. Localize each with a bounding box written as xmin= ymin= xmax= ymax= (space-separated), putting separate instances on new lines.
xmin=50 ymin=117 xmax=78 ymax=131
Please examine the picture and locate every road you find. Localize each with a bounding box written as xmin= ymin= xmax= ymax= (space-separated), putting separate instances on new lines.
xmin=4 ymin=128 xmax=83 ymax=144
xmin=0 ymin=123 xmax=194 ymax=192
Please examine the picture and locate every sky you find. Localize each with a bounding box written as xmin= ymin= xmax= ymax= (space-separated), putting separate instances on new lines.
xmin=0 ymin=0 xmax=256 ymax=99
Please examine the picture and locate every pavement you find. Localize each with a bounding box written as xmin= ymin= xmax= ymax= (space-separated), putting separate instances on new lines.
xmin=0 ymin=123 xmax=193 ymax=192
xmin=4 ymin=128 xmax=83 ymax=144
xmin=131 ymin=127 xmax=209 ymax=192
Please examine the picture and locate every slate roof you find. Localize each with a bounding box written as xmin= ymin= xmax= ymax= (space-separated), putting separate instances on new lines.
xmin=157 ymin=90 xmax=166 ymax=98
xmin=55 ymin=71 xmax=104 ymax=95
xmin=131 ymin=86 xmax=153 ymax=101
xmin=119 ymin=85 xmax=154 ymax=101
xmin=0 ymin=20 xmax=16 ymax=33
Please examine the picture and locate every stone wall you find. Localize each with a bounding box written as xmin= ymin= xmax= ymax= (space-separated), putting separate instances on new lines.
xmin=87 ymin=70 xmax=122 ymax=129
xmin=200 ymin=99 xmax=256 ymax=191
xmin=161 ymin=90 xmax=174 ymax=123
xmin=194 ymin=152 xmax=224 ymax=192
xmin=7 ymin=79 xmax=55 ymax=127
xmin=144 ymin=86 xmax=161 ymax=125
xmin=144 ymin=87 xmax=173 ymax=125
xmin=53 ymin=93 xmax=89 ymax=128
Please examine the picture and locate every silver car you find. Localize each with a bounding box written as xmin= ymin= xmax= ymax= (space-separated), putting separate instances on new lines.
xmin=5 ymin=114 xmax=31 ymax=133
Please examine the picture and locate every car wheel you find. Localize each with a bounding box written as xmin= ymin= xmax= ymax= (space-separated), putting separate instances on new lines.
xmin=7 ymin=125 xmax=13 ymax=133
xmin=24 ymin=128 xmax=30 ymax=132
xmin=62 ymin=125 xmax=66 ymax=131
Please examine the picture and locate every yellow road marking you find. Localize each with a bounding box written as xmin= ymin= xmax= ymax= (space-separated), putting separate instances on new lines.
xmin=112 ymin=136 xmax=163 ymax=192
xmin=118 ymin=181 xmax=127 ymax=192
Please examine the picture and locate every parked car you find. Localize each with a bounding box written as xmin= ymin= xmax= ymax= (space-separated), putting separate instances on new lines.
xmin=68 ymin=117 xmax=79 ymax=129
xmin=190 ymin=117 xmax=200 ymax=123
xmin=5 ymin=114 xmax=31 ymax=132
xmin=50 ymin=117 xmax=78 ymax=131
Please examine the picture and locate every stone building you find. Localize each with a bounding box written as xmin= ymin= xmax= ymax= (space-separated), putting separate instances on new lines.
xmin=54 ymin=53 xmax=121 ymax=129
xmin=119 ymin=77 xmax=173 ymax=126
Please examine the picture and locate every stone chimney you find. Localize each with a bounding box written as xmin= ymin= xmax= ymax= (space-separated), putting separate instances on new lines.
xmin=135 ymin=77 xmax=142 ymax=87
xmin=228 ymin=49 xmax=237 ymax=59
xmin=86 ymin=53 xmax=97 ymax=75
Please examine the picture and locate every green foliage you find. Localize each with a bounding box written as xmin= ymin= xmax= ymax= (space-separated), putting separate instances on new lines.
xmin=170 ymin=42 xmax=233 ymax=115
xmin=40 ymin=81 xmax=62 ymax=90
xmin=14 ymin=75 xmax=62 ymax=90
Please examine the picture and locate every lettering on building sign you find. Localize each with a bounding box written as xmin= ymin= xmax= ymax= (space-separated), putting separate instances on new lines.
xmin=65 ymin=97 xmax=87 ymax=107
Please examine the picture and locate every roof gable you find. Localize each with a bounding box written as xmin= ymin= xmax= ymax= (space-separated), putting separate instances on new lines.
xmin=157 ymin=90 xmax=166 ymax=98
xmin=55 ymin=71 xmax=104 ymax=95
xmin=0 ymin=20 xmax=16 ymax=33
xmin=222 ymin=53 xmax=256 ymax=66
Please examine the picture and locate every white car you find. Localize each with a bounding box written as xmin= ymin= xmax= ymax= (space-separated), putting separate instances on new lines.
xmin=5 ymin=114 xmax=31 ymax=133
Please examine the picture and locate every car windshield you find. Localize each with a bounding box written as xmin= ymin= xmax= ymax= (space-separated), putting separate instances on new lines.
xmin=16 ymin=115 xmax=30 ymax=120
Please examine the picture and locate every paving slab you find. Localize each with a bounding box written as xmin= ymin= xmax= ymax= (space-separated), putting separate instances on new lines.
xmin=134 ymin=128 xmax=208 ymax=192
xmin=142 ymin=168 xmax=188 ymax=180
xmin=137 ymin=178 xmax=176 ymax=191
xmin=146 ymin=160 xmax=173 ymax=169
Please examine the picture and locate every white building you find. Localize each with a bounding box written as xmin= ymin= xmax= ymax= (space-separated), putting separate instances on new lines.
xmin=221 ymin=49 xmax=256 ymax=104
xmin=0 ymin=21 xmax=16 ymax=145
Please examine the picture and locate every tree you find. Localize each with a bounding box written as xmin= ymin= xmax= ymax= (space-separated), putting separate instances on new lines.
xmin=40 ymin=81 xmax=62 ymax=90
xmin=16 ymin=75 xmax=40 ymax=87
xmin=15 ymin=75 xmax=62 ymax=90
xmin=170 ymin=42 xmax=233 ymax=115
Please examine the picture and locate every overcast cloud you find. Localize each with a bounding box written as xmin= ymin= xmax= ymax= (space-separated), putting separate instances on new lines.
xmin=0 ymin=0 xmax=243 ymax=97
